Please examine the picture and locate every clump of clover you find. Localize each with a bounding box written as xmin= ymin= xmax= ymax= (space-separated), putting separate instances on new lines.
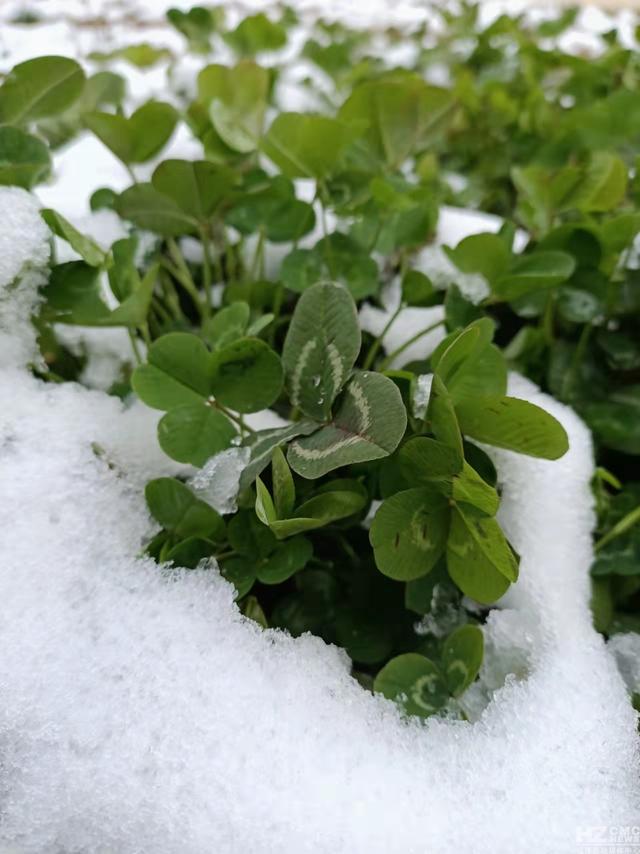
xmin=132 ymin=281 xmax=567 ymax=718
xmin=0 ymin=19 xmax=594 ymax=718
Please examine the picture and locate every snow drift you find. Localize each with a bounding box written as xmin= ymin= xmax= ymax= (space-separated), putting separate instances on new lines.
xmin=0 ymin=188 xmax=638 ymax=853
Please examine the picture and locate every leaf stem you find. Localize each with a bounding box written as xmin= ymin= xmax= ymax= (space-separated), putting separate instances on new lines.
xmin=251 ymin=228 xmax=266 ymax=281
xmin=595 ymin=504 xmax=640 ymax=552
xmin=200 ymin=226 xmax=214 ymax=315
xmin=164 ymin=239 xmax=205 ymax=319
xmin=377 ymin=319 xmax=445 ymax=372
xmin=563 ymin=322 xmax=592 ymax=400
xmin=127 ymin=329 xmax=143 ymax=364
xmin=362 ymin=303 xmax=404 ymax=370
xmin=212 ymin=401 xmax=257 ymax=434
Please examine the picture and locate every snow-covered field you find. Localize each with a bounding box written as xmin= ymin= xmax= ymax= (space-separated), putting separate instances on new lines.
xmin=0 ymin=2 xmax=639 ymax=852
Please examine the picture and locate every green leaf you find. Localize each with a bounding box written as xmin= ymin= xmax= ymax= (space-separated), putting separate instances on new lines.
xmin=204 ymin=302 xmax=250 ymax=350
xmin=452 ymin=463 xmax=499 ymax=516
xmin=402 ymin=270 xmax=439 ymax=307
xmin=338 ymin=74 xmax=452 ymax=168
xmin=288 ymin=371 xmax=407 ymax=479
xmin=226 ymin=173 xmax=315 ymax=243
xmin=145 ymin=477 xmax=224 ymax=540
xmin=432 ymin=320 xmax=507 ymax=404
xmin=494 ymin=251 xmax=575 ymax=301
xmin=241 ymin=595 xmax=269 ymax=628
xmin=89 ymin=43 xmax=172 ymax=68
xmin=108 ymin=237 xmax=139 ymax=301
xmin=210 ymin=337 xmax=283 ymax=413
xmin=228 ymin=509 xmax=276 ymax=558
xmin=85 ymin=100 xmax=177 ymax=164
xmin=166 ymin=537 xmax=214 ymax=569
xmin=455 ymin=395 xmax=569 ymax=459
xmin=398 ymin=436 xmax=463 ymax=486
xmin=446 ymin=233 xmax=510 ymax=284
xmin=261 ymin=113 xmax=361 ymax=179
xmin=223 ymin=12 xmax=286 ymax=55
xmin=238 ymin=421 xmax=318 ymax=491
xmin=132 ymin=332 xmax=211 ymax=410
xmin=151 ymin=159 xmax=235 ymax=221
xmin=582 ymin=386 xmax=640 ymax=455
xmin=426 ymin=375 xmax=463 ymax=459
xmin=158 ymin=405 xmax=236 ymax=466
xmin=116 ymin=183 xmax=198 ymax=236
xmin=90 ymin=187 xmax=118 ymax=212
xmin=374 ymin=653 xmax=449 ymax=717
xmin=0 ymin=126 xmax=50 ymax=188
xmin=562 ymin=151 xmax=628 ymax=213
xmin=268 ymin=489 xmax=367 ymax=539
xmin=441 ymin=624 xmax=484 ymax=697
xmin=0 ymin=56 xmax=85 ymax=124
xmin=446 ymin=506 xmax=517 ymax=603
xmin=41 ymin=209 xmax=107 ymax=267
xmin=198 ymin=61 xmax=269 ymax=152
xmin=167 ymin=6 xmax=218 ymax=50
xmin=221 ymin=556 xmax=256 ymax=599
xmin=282 ymin=281 xmax=361 ymax=421
xmin=95 ymin=263 xmax=158 ymax=327
xmin=255 ymin=476 xmax=277 ymax=526
xmin=257 ymin=536 xmax=312 ymax=584
xmin=271 ymin=446 xmax=295 ymax=519
xmin=44 ymin=261 xmax=107 ymax=323
xmin=370 ymin=487 xmax=449 ymax=581
xmin=281 ymin=235 xmax=379 ymax=300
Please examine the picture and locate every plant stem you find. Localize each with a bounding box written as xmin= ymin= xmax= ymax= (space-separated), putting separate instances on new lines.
xmin=213 ymin=549 xmax=236 ymax=561
xmin=200 ymin=227 xmax=214 ymax=314
xmin=251 ymin=228 xmax=266 ymax=281
xmin=124 ymin=163 xmax=137 ymax=184
xmin=127 ymin=330 xmax=143 ymax=364
xmin=213 ymin=402 xmax=257 ymax=434
xmin=563 ymin=322 xmax=592 ymax=400
xmin=377 ymin=319 xmax=445 ymax=371
xmin=164 ymin=239 xmax=206 ymax=319
xmin=269 ymin=284 xmax=284 ymax=346
xmin=318 ymin=183 xmax=336 ymax=277
xmin=139 ymin=322 xmax=152 ymax=349
xmin=541 ymin=292 xmax=555 ymax=345
xmin=362 ymin=303 xmax=404 ymax=370
xmin=595 ymin=504 xmax=640 ymax=552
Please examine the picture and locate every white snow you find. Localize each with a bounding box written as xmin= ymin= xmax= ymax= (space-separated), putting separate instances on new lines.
xmin=189 ymin=446 xmax=251 ymax=515
xmin=608 ymin=633 xmax=640 ymax=695
xmin=0 ymin=213 xmax=638 ymax=848
xmin=55 ymin=324 xmax=135 ymax=391
xmin=0 ymin=187 xmax=50 ymax=368
xmin=0 ymin=3 xmax=639 ymax=851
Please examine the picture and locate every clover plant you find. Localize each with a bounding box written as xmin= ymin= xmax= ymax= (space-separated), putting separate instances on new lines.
xmin=4 ymin=1 xmax=639 ymax=718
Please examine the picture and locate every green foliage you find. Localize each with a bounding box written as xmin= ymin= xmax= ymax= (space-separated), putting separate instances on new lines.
xmin=85 ymin=101 xmax=177 ymax=164
xmin=197 ymin=61 xmax=269 ymax=153
xmin=373 ymin=623 xmax=483 ymax=718
xmin=0 ymin=56 xmax=85 ymax=124
xmin=30 ymin=1 xmax=640 ymax=713
xmin=0 ymin=127 xmax=50 ymax=188
xmin=223 ymin=12 xmax=286 ymax=56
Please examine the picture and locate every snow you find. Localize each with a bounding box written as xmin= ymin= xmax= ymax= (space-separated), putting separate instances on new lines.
xmin=0 ymin=230 xmax=638 ymax=848
xmin=0 ymin=2 xmax=639 ymax=851
xmin=189 ymin=447 xmax=251 ymax=515
xmin=608 ymin=633 xmax=640 ymax=695
xmin=0 ymin=187 xmax=50 ymax=368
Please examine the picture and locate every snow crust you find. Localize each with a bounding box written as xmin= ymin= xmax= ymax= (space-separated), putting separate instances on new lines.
xmin=0 ymin=193 xmax=639 ymax=853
